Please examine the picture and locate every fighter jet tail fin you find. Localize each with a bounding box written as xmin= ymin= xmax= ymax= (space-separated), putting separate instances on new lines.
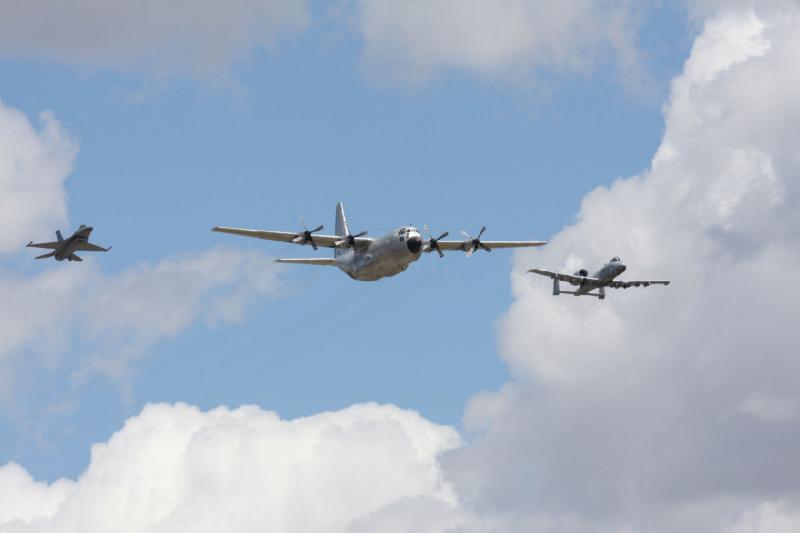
xmin=56 ymin=230 xmax=63 ymax=242
xmin=334 ymin=202 xmax=349 ymax=258
xmin=35 ymin=251 xmax=56 ymax=260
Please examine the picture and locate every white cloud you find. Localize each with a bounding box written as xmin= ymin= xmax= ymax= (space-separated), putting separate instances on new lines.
xmin=442 ymin=4 xmax=800 ymax=531
xmin=0 ymin=463 xmax=73 ymax=526
xmin=0 ymin=402 xmax=460 ymax=533
xmin=351 ymin=0 xmax=642 ymax=85
xmin=0 ymin=0 xmax=308 ymax=77
xmin=0 ymin=101 xmax=75 ymax=254
xmin=0 ymin=247 xmax=281 ymax=388
xmin=729 ymin=500 xmax=800 ymax=533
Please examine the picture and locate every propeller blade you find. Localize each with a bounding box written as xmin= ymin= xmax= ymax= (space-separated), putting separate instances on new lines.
xmin=352 ymin=231 xmax=368 ymax=238
xmin=423 ymin=227 xmax=449 ymax=258
xmin=478 ymin=226 xmax=486 ymax=239
xmin=295 ymin=218 xmax=324 ymax=250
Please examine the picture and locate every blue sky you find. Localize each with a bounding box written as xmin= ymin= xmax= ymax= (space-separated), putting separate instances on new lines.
xmin=1 ymin=3 xmax=692 ymax=483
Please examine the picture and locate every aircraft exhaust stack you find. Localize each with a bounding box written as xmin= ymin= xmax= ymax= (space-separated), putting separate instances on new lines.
xmin=56 ymin=230 xmax=63 ymax=242
xmin=553 ymin=278 xmax=560 ymax=295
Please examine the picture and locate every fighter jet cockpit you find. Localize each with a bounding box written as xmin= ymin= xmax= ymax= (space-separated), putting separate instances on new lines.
xmin=610 ymin=256 xmax=621 ymax=263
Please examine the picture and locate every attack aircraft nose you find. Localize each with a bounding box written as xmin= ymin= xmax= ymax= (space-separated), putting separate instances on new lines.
xmin=406 ymin=235 xmax=422 ymax=254
xmin=618 ymin=263 xmax=627 ymax=274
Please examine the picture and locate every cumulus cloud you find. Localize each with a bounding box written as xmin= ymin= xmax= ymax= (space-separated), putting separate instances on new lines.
xmin=0 ymin=0 xmax=308 ymax=77
xmin=0 ymin=100 xmax=74 ymax=254
xmin=351 ymin=0 xmax=642 ymax=85
xmin=0 ymin=402 xmax=460 ymax=533
xmin=442 ymin=4 xmax=800 ymax=531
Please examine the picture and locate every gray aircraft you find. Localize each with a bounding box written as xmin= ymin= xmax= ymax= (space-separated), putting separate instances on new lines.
xmin=213 ymin=202 xmax=546 ymax=281
xmin=27 ymin=225 xmax=111 ymax=261
xmin=529 ymin=256 xmax=669 ymax=300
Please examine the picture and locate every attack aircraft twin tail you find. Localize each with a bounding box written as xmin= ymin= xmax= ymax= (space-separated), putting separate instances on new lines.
xmin=212 ymin=202 xmax=547 ymax=281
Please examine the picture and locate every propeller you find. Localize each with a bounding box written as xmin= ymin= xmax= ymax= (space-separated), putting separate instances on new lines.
xmin=335 ymin=230 xmax=368 ymax=249
xmin=423 ymin=225 xmax=449 ymax=258
xmin=460 ymin=226 xmax=492 ymax=257
xmin=291 ymin=217 xmax=324 ymax=250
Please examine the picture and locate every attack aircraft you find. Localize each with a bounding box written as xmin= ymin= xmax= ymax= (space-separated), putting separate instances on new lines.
xmin=529 ymin=256 xmax=670 ymax=300
xmin=27 ymin=225 xmax=111 ymax=262
xmin=213 ymin=202 xmax=546 ymax=281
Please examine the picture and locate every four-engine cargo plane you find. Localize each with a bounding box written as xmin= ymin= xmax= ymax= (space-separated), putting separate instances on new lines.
xmin=212 ymin=202 xmax=547 ymax=281
xmin=26 ymin=225 xmax=111 ymax=262
xmin=529 ymin=257 xmax=670 ymax=300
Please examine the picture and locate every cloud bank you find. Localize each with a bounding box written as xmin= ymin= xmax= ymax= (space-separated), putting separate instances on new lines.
xmin=0 ymin=0 xmax=308 ymax=77
xmin=352 ymin=0 xmax=642 ymax=85
xmin=0 ymin=402 xmax=460 ymax=533
xmin=445 ymin=4 xmax=800 ymax=532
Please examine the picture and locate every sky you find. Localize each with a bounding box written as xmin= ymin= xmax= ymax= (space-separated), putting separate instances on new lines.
xmin=0 ymin=1 xmax=798 ymax=532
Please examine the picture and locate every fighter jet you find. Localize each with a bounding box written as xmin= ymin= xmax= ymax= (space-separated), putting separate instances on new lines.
xmin=212 ymin=202 xmax=546 ymax=281
xmin=529 ymin=256 xmax=669 ymax=300
xmin=27 ymin=225 xmax=111 ymax=262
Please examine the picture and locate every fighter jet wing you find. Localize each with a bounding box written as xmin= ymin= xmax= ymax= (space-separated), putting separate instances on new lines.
xmin=607 ymin=279 xmax=670 ymax=289
xmin=26 ymin=241 xmax=60 ymax=250
xmin=212 ymin=226 xmax=372 ymax=248
xmin=527 ymin=269 xmax=599 ymax=284
xmin=73 ymin=242 xmax=111 ymax=252
xmin=436 ymin=240 xmax=547 ymax=251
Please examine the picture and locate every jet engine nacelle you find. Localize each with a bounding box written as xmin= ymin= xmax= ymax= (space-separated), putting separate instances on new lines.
xmin=568 ymin=268 xmax=588 ymax=285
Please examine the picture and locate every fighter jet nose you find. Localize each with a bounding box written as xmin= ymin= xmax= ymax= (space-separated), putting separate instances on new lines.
xmin=620 ymin=264 xmax=627 ymax=273
xmin=406 ymin=236 xmax=422 ymax=254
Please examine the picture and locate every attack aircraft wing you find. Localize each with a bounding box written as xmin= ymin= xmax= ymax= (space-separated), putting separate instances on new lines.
xmin=211 ymin=227 xmax=373 ymax=249
xmin=527 ymin=269 xmax=599 ymax=284
xmin=607 ymin=279 xmax=670 ymax=289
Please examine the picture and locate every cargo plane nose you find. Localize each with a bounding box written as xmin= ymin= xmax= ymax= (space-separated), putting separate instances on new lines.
xmin=406 ymin=235 xmax=422 ymax=254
